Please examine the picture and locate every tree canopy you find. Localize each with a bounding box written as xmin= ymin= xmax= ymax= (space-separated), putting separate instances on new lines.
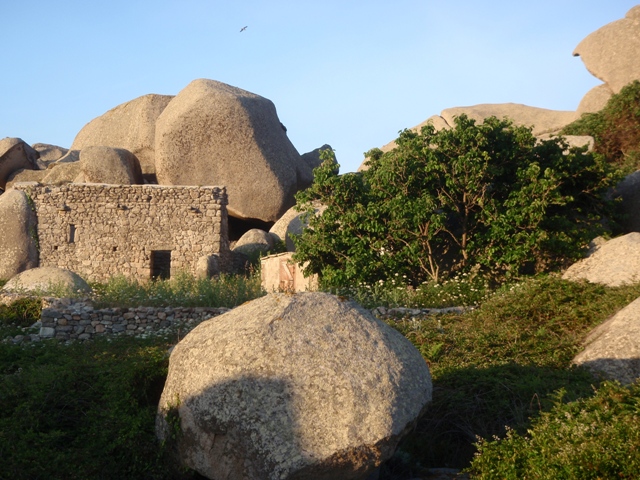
xmin=293 ymin=114 xmax=620 ymax=287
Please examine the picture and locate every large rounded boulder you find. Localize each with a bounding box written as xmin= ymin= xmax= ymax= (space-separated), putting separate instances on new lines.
xmin=2 ymin=267 xmax=91 ymax=295
xmin=156 ymin=292 xmax=432 ymax=480
xmin=71 ymin=94 xmax=173 ymax=178
xmin=573 ymin=6 xmax=640 ymax=95
xmin=0 ymin=138 xmax=40 ymax=190
xmin=78 ymin=146 xmax=143 ymax=185
xmin=154 ymin=79 xmax=305 ymax=222
xmin=0 ymin=190 xmax=38 ymax=280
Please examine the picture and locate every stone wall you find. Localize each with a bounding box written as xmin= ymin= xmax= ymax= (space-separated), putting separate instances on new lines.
xmin=1 ymin=293 xmax=228 ymax=343
xmin=38 ymin=299 xmax=229 ymax=342
xmin=14 ymin=183 xmax=230 ymax=282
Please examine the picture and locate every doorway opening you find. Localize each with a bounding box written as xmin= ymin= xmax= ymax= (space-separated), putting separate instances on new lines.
xmin=150 ymin=250 xmax=171 ymax=280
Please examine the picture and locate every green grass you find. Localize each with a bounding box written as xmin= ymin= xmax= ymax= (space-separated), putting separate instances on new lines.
xmin=90 ymin=271 xmax=264 ymax=308
xmin=2 ymin=273 xmax=640 ymax=479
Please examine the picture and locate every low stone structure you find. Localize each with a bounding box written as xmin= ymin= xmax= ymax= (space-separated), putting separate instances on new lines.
xmin=14 ymin=182 xmax=230 ymax=282
xmin=0 ymin=294 xmax=229 ymax=343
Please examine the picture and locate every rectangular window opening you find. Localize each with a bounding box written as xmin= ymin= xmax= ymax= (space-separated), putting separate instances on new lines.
xmin=68 ymin=224 xmax=76 ymax=244
xmin=150 ymin=250 xmax=171 ymax=280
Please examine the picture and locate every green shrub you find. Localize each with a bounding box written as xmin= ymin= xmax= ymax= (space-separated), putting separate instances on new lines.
xmin=294 ymin=116 xmax=620 ymax=288
xmin=384 ymin=275 xmax=640 ymax=473
xmin=468 ymin=381 xmax=640 ymax=479
xmin=0 ymin=337 xmax=195 ymax=480
xmin=562 ymin=79 xmax=640 ymax=170
xmin=0 ymin=297 xmax=42 ymax=328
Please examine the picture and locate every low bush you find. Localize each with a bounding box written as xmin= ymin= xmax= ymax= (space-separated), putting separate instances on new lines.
xmin=382 ymin=275 xmax=640 ymax=477
xmin=562 ymin=79 xmax=640 ymax=170
xmin=469 ymin=381 xmax=640 ymax=479
xmin=0 ymin=336 xmax=194 ymax=480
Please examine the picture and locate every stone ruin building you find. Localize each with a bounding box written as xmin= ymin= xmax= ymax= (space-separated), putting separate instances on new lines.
xmin=14 ymin=182 xmax=230 ymax=282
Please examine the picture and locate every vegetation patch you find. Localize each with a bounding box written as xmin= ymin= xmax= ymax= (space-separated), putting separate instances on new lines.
xmin=90 ymin=271 xmax=264 ymax=309
xmin=469 ymin=381 xmax=640 ymax=479
xmin=380 ymin=275 xmax=640 ymax=478
xmin=563 ymin=79 xmax=640 ymax=170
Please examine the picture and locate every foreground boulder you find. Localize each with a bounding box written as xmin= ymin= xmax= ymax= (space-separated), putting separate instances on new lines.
xmin=562 ymin=233 xmax=640 ymax=286
xmin=0 ymin=190 xmax=38 ymax=280
xmin=78 ymin=146 xmax=143 ymax=185
xmin=573 ymin=295 xmax=640 ymax=384
xmin=157 ymin=292 xmax=432 ymax=480
xmin=155 ymin=79 xmax=304 ymax=222
xmin=71 ymin=94 xmax=173 ymax=178
xmin=0 ymin=138 xmax=40 ymax=190
xmin=2 ymin=267 xmax=91 ymax=295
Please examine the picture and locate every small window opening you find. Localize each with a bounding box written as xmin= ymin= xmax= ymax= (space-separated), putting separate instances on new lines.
xmin=112 ymin=246 xmax=118 ymax=252
xmin=53 ymin=246 xmax=58 ymax=251
xmin=150 ymin=250 xmax=171 ymax=280
xmin=68 ymin=224 xmax=76 ymax=243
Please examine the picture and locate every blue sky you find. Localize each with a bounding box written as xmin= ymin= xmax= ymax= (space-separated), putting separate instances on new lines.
xmin=1 ymin=1 xmax=638 ymax=173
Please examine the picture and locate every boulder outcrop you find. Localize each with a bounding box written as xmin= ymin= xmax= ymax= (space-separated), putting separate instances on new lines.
xmin=157 ymin=292 xmax=432 ymax=480
xmin=573 ymin=295 xmax=640 ymax=384
xmin=71 ymin=94 xmax=173 ymax=178
xmin=2 ymin=266 xmax=91 ymax=295
xmin=78 ymin=146 xmax=143 ymax=185
xmin=440 ymin=103 xmax=577 ymax=136
xmin=576 ymin=84 xmax=614 ymax=115
xmin=0 ymin=189 xmax=39 ymax=280
xmin=0 ymin=138 xmax=40 ymax=190
xmin=232 ymin=228 xmax=275 ymax=258
xmin=32 ymin=143 xmax=68 ymax=168
xmin=297 ymin=144 xmax=332 ymax=187
xmin=269 ymin=203 xmax=325 ymax=252
xmin=5 ymin=168 xmax=48 ymax=190
xmin=562 ymin=233 xmax=640 ymax=286
xmin=573 ymin=6 xmax=640 ymax=95
xmin=359 ymin=105 xmax=578 ymax=171
xmin=154 ymin=79 xmax=303 ymax=222
xmin=41 ymin=161 xmax=81 ymax=185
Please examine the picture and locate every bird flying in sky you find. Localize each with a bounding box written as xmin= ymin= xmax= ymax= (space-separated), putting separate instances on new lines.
xmin=240 ymin=26 xmax=248 ymax=32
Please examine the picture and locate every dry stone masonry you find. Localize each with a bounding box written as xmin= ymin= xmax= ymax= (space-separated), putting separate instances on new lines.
xmin=14 ymin=183 xmax=230 ymax=282
xmin=0 ymin=293 xmax=229 ymax=344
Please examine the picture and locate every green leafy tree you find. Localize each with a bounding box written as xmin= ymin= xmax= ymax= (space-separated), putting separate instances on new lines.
xmin=294 ymin=115 xmax=620 ymax=287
